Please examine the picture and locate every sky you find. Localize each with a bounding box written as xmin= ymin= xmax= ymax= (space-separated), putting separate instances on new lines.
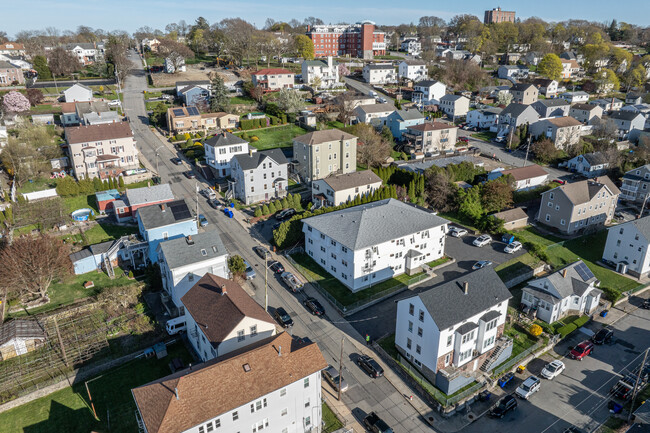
xmin=2 ymin=0 xmax=648 ymax=37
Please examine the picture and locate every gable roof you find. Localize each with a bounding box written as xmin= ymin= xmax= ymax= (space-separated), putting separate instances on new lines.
xmin=233 ymin=149 xmax=288 ymax=171
xmin=132 ymin=332 xmax=327 ymax=433
xmin=204 ymin=132 xmax=248 ymax=148
xmin=571 ymin=103 xmax=599 ymax=111
xmin=392 ymin=109 xmax=425 ymax=121
xmin=407 ymin=122 xmax=458 ymax=132
xmin=0 ymin=60 xmax=19 ymax=69
xmin=137 ymin=199 xmax=194 ymax=230
xmin=535 ymin=98 xmax=569 ymax=107
xmin=440 ymin=94 xmax=464 ymax=102
xmin=609 ymin=111 xmax=644 ymax=122
xmin=159 ymin=232 xmax=227 ymax=269
xmin=546 ymin=176 xmax=620 ymax=205
xmin=180 ymin=274 xmax=275 ymax=348
xmin=417 ymin=267 xmax=512 ymax=330
xmin=64 ymin=83 xmax=92 ymax=92
xmin=525 ymin=260 xmax=598 ymax=300
xmin=0 ymin=43 xmax=25 ymax=51
xmin=303 ymin=59 xmax=336 ymax=68
xmin=501 ymin=164 xmax=548 ymax=181
xmin=500 ymin=65 xmax=529 ymax=70
xmin=546 ymin=116 xmax=582 ymax=128
xmin=0 ymin=320 xmax=46 ymax=347
xmin=415 ymin=80 xmax=443 ymax=88
xmin=302 ymin=199 xmax=448 ymax=250
xmin=510 ymin=83 xmax=536 ymax=92
xmin=400 ymin=59 xmax=426 ymax=66
xmin=355 ymin=103 xmax=395 ymax=115
xmin=501 ymin=103 xmax=535 ymax=118
xmin=364 ymin=63 xmax=394 ymax=70
xmin=294 ymin=129 xmax=357 ymax=146
xmin=581 ymin=152 xmax=609 ymax=166
xmin=492 ymin=207 xmax=528 ymax=223
xmin=531 ymin=78 xmax=556 ymax=87
xmin=74 ymin=100 xmax=109 ymax=115
xmin=321 ymin=170 xmax=382 ymax=191
xmin=125 ymin=183 xmax=174 ymax=207
xmin=252 ymin=68 xmax=293 ymax=75
xmin=65 ymin=122 xmax=133 ymax=144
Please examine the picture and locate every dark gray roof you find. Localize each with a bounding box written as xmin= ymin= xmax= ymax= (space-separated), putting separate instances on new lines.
xmin=415 ymin=80 xmax=443 ymax=87
xmin=510 ymin=83 xmax=536 ymax=92
xmin=456 ymin=322 xmax=478 ymax=335
xmin=0 ymin=320 xmax=46 ymax=347
xmin=158 ymin=231 xmax=228 ymax=269
xmin=233 ymin=149 xmax=288 ymax=171
xmin=535 ymin=98 xmax=569 ymax=107
xmin=609 ymin=111 xmax=643 ymax=122
xmin=365 ymin=64 xmax=394 ymax=70
xmin=302 ymin=199 xmax=448 ymax=250
xmin=501 ymin=65 xmax=529 ymax=70
xmin=571 ymin=103 xmax=599 ymax=111
xmin=204 ymin=132 xmax=248 ymax=148
xmin=393 ymin=109 xmax=424 ymax=121
xmin=476 ymin=107 xmax=503 ymax=115
xmin=88 ymin=240 xmax=114 ymax=256
xmin=525 ymin=260 xmax=598 ymax=300
xmin=481 ymin=310 xmax=501 ymax=322
xmin=417 ymin=267 xmax=512 ymax=330
xmin=582 ymin=152 xmax=608 ymax=166
xmin=355 ymin=103 xmax=395 ymax=115
xmin=137 ymin=199 xmax=194 ymax=231
xmin=322 ymin=170 xmax=382 ymax=192
xmin=125 ymin=184 xmax=174 ymax=207
xmin=440 ymin=94 xmax=464 ymax=102
xmin=501 ymin=103 xmax=532 ymax=118
xmin=69 ymin=248 xmax=92 ymax=263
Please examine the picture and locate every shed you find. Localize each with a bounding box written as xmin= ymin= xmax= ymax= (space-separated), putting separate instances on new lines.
xmin=492 ymin=207 xmax=529 ymax=230
xmin=0 ymin=320 xmax=46 ymax=360
xmin=153 ymin=342 xmax=168 ymax=359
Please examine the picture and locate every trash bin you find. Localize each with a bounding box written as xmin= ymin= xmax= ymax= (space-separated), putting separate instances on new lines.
xmin=600 ymin=310 xmax=609 ymax=317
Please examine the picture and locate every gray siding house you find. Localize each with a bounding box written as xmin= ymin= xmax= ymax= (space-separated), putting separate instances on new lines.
xmin=231 ymin=149 xmax=288 ymax=204
xmin=531 ymin=99 xmax=570 ymax=118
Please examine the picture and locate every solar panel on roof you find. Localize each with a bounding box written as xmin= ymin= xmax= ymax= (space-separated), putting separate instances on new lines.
xmin=574 ymin=262 xmax=594 ymax=281
xmin=173 ymin=108 xmax=185 ymax=116
xmin=169 ymin=202 xmax=191 ymax=220
xmin=187 ymin=106 xmax=199 ymax=116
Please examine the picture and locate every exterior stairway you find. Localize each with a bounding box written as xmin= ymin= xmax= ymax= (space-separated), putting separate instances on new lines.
xmin=480 ymin=337 xmax=513 ymax=372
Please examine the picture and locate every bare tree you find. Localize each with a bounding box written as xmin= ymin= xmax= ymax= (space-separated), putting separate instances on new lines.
xmin=47 ymin=46 xmax=80 ymax=77
xmin=335 ymin=92 xmax=356 ymax=126
xmin=105 ymin=35 xmax=131 ymax=83
xmin=158 ymin=39 xmax=194 ymax=73
xmin=218 ymin=18 xmax=255 ymax=67
xmin=353 ymin=123 xmax=392 ymax=168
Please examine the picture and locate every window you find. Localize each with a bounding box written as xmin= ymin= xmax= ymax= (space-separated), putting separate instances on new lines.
xmin=461 ymin=330 xmax=475 ymax=344
xmin=233 ymin=411 xmax=239 ymax=421
xmin=417 ymin=327 xmax=423 ymax=337
xmin=447 ymin=335 xmax=453 ymax=346
xmin=416 ymin=344 xmax=421 ymax=354
xmin=408 ymin=321 xmax=413 ymax=333
xmin=418 ymin=310 xmax=424 ymax=322
xmin=445 ymin=353 xmax=451 ymax=365
xmin=304 ymin=377 xmax=310 ymax=388
xmin=280 ymin=388 xmax=286 ymax=397
xmin=406 ymin=338 xmax=412 ymax=349
xmin=281 ymin=408 xmax=288 ymax=416
xmin=409 ymin=304 xmax=414 ymax=316
xmin=237 ymin=330 xmax=245 ymax=342
xmin=486 ymin=319 xmax=497 ymax=331
xmin=305 ymin=397 xmax=310 ymax=408
xmin=250 ymin=325 xmax=257 ymax=336
xmin=545 ymin=214 xmax=550 ymax=222
xmin=305 ymin=416 xmax=311 ymax=427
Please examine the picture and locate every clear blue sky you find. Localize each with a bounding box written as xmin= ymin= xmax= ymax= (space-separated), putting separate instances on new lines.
xmin=3 ymin=0 xmax=648 ymax=37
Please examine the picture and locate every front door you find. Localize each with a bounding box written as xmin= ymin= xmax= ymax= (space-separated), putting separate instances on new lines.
xmin=265 ymin=193 xmax=269 ymax=200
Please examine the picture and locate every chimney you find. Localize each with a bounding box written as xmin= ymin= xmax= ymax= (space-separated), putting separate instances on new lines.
xmin=174 ymin=387 xmax=179 ymax=400
xmin=562 ymin=268 xmax=567 ymax=278
xmin=249 ymin=149 xmax=253 ymax=156
xmin=186 ymin=235 xmax=193 ymax=244
xmin=463 ymin=281 xmax=469 ymax=294
xmin=221 ymin=284 xmax=227 ymax=296
xmin=161 ymin=203 xmax=166 ymax=212
xmin=222 ymin=131 xmax=227 ymax=137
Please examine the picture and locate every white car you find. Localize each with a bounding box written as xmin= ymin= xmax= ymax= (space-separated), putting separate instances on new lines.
xmin=201 ymin=188 xmax=217 ymax=200
xmin=108 ymin=99 xmax=121 ymax=107
xmin=504 ymin=241 xmax=523 ymax=254
xmin=473 ymin=234 xmax=492 ymax=247
xmin=541 ymin=360 xmax=565 ymax=380
xmin=516 ymin=376 xmax=541 ymax=399
xmin=448 ymin=227 xmax=468 ymax=238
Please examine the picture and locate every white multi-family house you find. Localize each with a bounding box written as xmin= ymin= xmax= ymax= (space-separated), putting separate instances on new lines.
xmin=532 ymin=99 xmax=570 ymax=118
xmin=531 ymin=78 xmax=559 ymax=97
xmin=204 ymin=132 xmax=253 ymax=178
xmin=231 ymin=149 xmax=288 ymax=205
xmin=132 ymin=332 xmax=327 ymax=433
xmin=564 ymin=152 xmax=610 ymax=178
xmin=561 ymin=91 xmax=590 ymax=104
xmin=413 ymin=80 xmax=446 ymax=104
xmin=496 ymin=103 xmax=540 ymax=136
xmin=362 ymin=64 xmax=397 ymax=84
xmin=354 ymin=103 xmax=395 ymax=127
xmin=157 ymin=232 xmax=229 ymax=315
xmin=439 ymin=94 xmax=469 ymax=119
xmin=560 ymin=59 xmax=582 ymax=79
xmin=621 ymin=164 xmax=650 ymax=204
xmin=395 ymin=268 xmax=512 ymax=394
xmin=400 ymin=38 xmax=421 ymax=55
xmin=311 ymin=170 xmax=382 ymax=207
xmin=398 ymin=60 xmax=428 ymax=82
xmin=570 ymin=103 xmax=603 ymax=125
xmin=63 ymin=83 xmax=93 ymax=103
xmin=497 ymin=65 xmax=529 ymax=79
xmin=488 ymin=164 xmax=548 ymax=191
xmin=301 ymin=57 xmax=339 ymax=89
xmin=403 ymin=122 xmax=458 ymax=154
xmin=607 ymin=111 xmax=646 ymax=141
xmin=590 ymin=98 xmax=624 ymax=112
xmin=466 ymin=107 xmax=502 ymax=130
xmin=181 ymin=274 xmax=277 ymax=362
xmin=302 ymin=199 xmax=448 ymax=292
xmin=251 ymin=68 xmax=294 ymax=92
xmin=65 ymin=43 xmax=101 ymax=65
xmin=602 ymin=216 xmax=650 ymax=277
xmin=521 ymin=261 xmax=602 ymax=323
xmin=530 ymin=116 xmax=583 ymax=150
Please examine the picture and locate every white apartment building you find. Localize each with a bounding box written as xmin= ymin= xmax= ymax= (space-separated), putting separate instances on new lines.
xmin=231 ymin=149 xmax=289 ymax=204
xmin=301 ymin=57 xmax=340 ymax=89
xmin=204 ymin=132 xmax=254 ymax=177
xmin=400 ymin=38 xmax=421 ymax=55
xmin=311 ymin=170 xmax=382 ymax=207
xmin=413 ymin=80 xmax=446 ymax=104
xmin=293 ymin=129 xmax=357 ymax=182
xmin=251 ymin=68 xmax=294 ymax=92
xmin=602 ymin=216 xmax=650 ymax=277
xmin=132 ymin=332 xmax=327 ymax=433
xmin=398 ymin=60 xmax=428 ymax=82
xmin=65 ymin=122 xmax=139 ymax=180
xmin=157 ymin=232 xmax=229 ymax=314
xmin=354 ymin=103 xmax=395 ymax=126
xmin=302 ymin=199 xmax=448 ymax=292
xmin=181 ymin=274 xmax=277 ymax=362
xmin=362 ymin=64 xmax=397 ymax=84
xmin=395 ymin=268 xmax=512 ymax=394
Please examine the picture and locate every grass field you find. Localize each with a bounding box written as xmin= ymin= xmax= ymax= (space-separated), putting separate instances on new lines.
xmin=322 ymin=402 xmax=344 ymax=433
xmin=61 ymin=222 xmax=137 ymax=246
xmin=230 ymin=95 xmax=257 ymax=105
xmin=0 ymin=342 xmax=192 ymax=433
xmin=471 ymin=131 xmax=497 ymax=142
xmin=236 ymin=124 xmax=308 ymax=150
xmin=17 ymin=178 xmax=58 ymax=194
xmin=30 ymin=104 xmax=62 ymax=114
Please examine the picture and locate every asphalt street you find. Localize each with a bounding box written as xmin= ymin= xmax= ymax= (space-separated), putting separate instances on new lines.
xmin=122 ymin=51 xmax=433 ymax=433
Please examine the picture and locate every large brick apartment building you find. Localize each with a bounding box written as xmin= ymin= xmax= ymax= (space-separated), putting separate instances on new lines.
xmin=484 ymin=7 xmax=516 ymax=24
xmin=306 ymin=21 xmax=386 ymax=59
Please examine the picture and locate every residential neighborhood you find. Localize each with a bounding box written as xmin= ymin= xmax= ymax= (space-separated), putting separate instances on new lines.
xmin=1 ymin=4 xmax=650 ymax=433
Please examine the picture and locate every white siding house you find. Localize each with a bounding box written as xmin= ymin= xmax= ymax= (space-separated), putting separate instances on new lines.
xmin=362 ymin=64 xmax=397 ymax=84
xmin=439 ymin=95 xmax=469 ymax=119
xmin=311 ymin=170 xmax=383 ymax=207
xmin=466 ymin=107 xmax=502 ymax=129
xmin=413 ymin=80 xmax=446 ymax=104
xmin=63 ymin=83 xmax=93 ymax=103
xmin=602 ymin=216 xmax=650 ymax=277
xmin=204 ymin=132 xmax=253 ymax=178
xmin=231 ymin=149 xmax=289 ymax=205
xmin=301 ymin=57 xmax=340 ymax=88
xmin=398 ymin=60 xmax=428 ymax=82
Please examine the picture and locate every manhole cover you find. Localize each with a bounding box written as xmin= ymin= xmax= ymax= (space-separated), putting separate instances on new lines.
xmin=466 ymin=413 xmax=476 ymax=421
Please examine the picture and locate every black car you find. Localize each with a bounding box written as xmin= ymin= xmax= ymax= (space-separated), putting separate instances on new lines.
xmin=184 ymin=171 xmax=196 ymax=179
xmin=269 ymin=261 xmax=285 ymax=274
xmin=207 ymin=198 xmax=221 ymax=209
xmin=272 ymin=222 xmax=282 ymax=230
xmin=253 ymin=245 xmax=270 ymax=259
xmin=357 ymin=355 xmax=384 ymax=378
xmin=171 ymin=157 xmax=183 ymax=165
xmin=303 ymin=297 xmax=325 ymax=316
xmin=363 ymin=412 xmax=393 ymax=433
xmin=643 ymin=298 xmax=650 ymax=310
xmin=273 ymin=307 xmax=293 ymax=328
xmin=276 ymin=208 xmax=296 ymax=221
xmin=489 ymin=395 xmax=517 ymax=418
xmin=592 ymin=328 xmax=614 ymax=345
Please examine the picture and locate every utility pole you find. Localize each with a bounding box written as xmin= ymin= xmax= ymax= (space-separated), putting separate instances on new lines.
xmin=195 ymin=182 xmax=199 ymax=222
xmin=523 ymin=136 xmax=531 ymax=167
xmin=628 ymin=347 xmax=649 ymax=424
xmin=264 ymin=250 xmax=269 ymax=312
xmin=338 ymin=337 xmax=344 ymax=402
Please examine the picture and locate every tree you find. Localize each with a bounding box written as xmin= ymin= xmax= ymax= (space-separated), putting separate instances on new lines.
xmin=481 ymin=180 xmax=513 ymax=213
xmin=594 ymin=68 xmax=620 ymax=94
xmin=623 ymin=64 xmax=646 ymax=90
xmin=2 ymin=91 xmax=30 ymax=113
xmin=217 ymin=18 xmax=256 ymax=67
xmin=0 ymin=235 xmax=71 ymax=302
xmin=335 ymin=92 xmax=356 ymax=126
xmin=47 ymin=46 xmax=80 ymax=77
xmin=32 ymin=55 xmax=52 ymax=80
xmin=529 ymin=324 xmax=543 ymax=337
xmin=210 ymin=73 xmax=230 ymax=112
xmin=228 ymin=255 xmax=247 ymax=280
xmin=26 ymin=88 xmax=44 ymax=107
xmin=276 ymin=89 xmax=304 ymax=113
xmin=531 ymin=138 xmax=560 ymax=164
xmin=105 ymin=35 xmax=131 ymax=83
xmin=158 ymin=39 xmax=194 ymax=73
xmin=458 ymin=186 xmax=483 ymax=222
xmin=497 ymin=91 xmax=513 ymax=106
xmin=254 ymin=207 xmax=262 ymax=217
xmin=353 ymin=123 xmax=392 ymax=168
xmin=294 ymin=35 xmax=314 ymax=60
xmin=593 ymin=118 xmax=619 ymax=144
xmin=538 ymin=53 xmax=563 ymax=81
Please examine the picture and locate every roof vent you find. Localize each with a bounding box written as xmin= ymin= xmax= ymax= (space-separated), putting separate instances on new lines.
xmin=221 ymin=284 xmax=227 ymax=296
xmin=174 ymin=387 xmax=179 ymax=400
xmin=160 ymin=204 xmax=166 ymax=212
xmin=243 ymin=363 xmax=251 ymax=372
xmin=463 ymin=281 xmax=469 ymax=294
xmin=278 ymin=345 xmax=282 ymax=357
xmin=186 ymin=235 xmax=194 ymax=245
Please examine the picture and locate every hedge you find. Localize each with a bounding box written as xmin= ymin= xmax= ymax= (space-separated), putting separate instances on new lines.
xmin=557 ymin=323 xmax=577 ymax=338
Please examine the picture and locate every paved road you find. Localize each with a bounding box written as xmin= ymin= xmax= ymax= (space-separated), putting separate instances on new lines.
xmin=122 ymin=50 xmax=433 ymax=433
xmin=28 ymin=78 xmax=116 ymax=89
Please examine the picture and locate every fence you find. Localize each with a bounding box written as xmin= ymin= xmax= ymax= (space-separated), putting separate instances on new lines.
xmin=491 ymin=339 xmax=546 ymax=378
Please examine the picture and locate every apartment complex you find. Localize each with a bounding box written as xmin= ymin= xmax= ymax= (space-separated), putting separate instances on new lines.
xmin=166 ymin=106 xmax=238 ymax=135
xmin=306 ymin=21 xmax=386 ymax=59
xmin=65 ymin=122 xmax=139 ymax=180
xmin=484 ymin=7 xmax=516 ymax=24
xmin=403 ymin=122 xmax=458 ymax=154
xmin=293 ymin=129 xmax=357 ymax=182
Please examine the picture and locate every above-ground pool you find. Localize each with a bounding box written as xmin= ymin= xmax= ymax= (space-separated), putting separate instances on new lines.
xmin=71 ymin=208 xmax=94 ymax=221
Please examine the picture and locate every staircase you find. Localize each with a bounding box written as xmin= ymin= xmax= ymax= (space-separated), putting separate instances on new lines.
xmin=103 ymin=255 xmax=115 ymax=279
xmin=480 ymin=337 xmax=513 ymax=372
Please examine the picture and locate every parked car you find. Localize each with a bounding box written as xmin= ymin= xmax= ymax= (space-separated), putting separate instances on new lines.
xmin=276 ymin=208 xmax=296 ymax=221
xmin=642 ymin=298 xmax=650 ymax=309
xmin=553 ymin=179 xmax=566 ymax=185
xmin=458 ymin=136 xmax=469 ymax=143
xmin=273 ymin=307 xmax=293 ymax=328
xmin=473 ymin=234 xmax=492 ymax=247
xmin=357 ymin=355 xmax=384 ymax=378
xmin=504 ymin=241 xmax=523 ymax=254
xmin=472 ymin=260 xmax=493 ymax=270
xmin=323 ymin=365 xmax=348 ymax=392
xmin=494 ymin=136 xmax=506 ymax=143
xmin=592 ymin=328 xmax=614 ymax=345
xmin=541 ymin=360 xmax=565 ymax=380
xmin=281 ymin=272 xmax=304 ymax=292
xmin=108 ymin=99 xmax=121 ymax=107
xmin=253 ymin=245 xmax=270 ymax=259
xmin=516 ymin=376 xmax=541 ymax=399
xmin=207 ymin=198 xmax=222 ymax=209
xmin=489 ymin=394 xmax=518 ymax=418
xmin=170 ymin=157 xmax=183 ymax=165
xmin=569 ymin=341 xmax=594 ymax=361
xmin=269 ymin=261 xmax=285 ymax=274
xmin=363 ymin=412 xmax=394 ymax=433
xmin=184 ymin=171 xmax=196 ymax=179
xmin=448 ymin=227 xmax=468 ymax=237
xmin=198 ymin=214 xmax=208 ymax=227
xmin=201 ymin=188 xmax=217 ymax=199
xmin=244 ymin=260 xmax=256 ymax=280
xmin=303 ymin=297 xmax=325 ymax=316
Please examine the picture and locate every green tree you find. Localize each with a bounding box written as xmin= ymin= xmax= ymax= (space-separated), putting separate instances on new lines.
xmin=262 ymin=204 xmax=270 ymax=215
xmin=32 ymin=55 xmax=52 ymax=80
xmin=93 ymin=177 xmax=103 ymax=191
xmin=280 ymin=197 xmax=289 ymax=209
xmin=537 ymin=53 xmax=563 ymax=81
xmin=268 ymin=201 xmax=277 ymax=214
xmin=380 ymin=126 xmax=394 ymax=145
xmin=254 ymin=207 xmax=262 ymax=217
xmin=150 ymin=102 xmax=169 ymax=127
xmin=594 ymin=68 xmax=620 ymax=94
xmin=276 ymin=89 xmax=305 ymax=113
xmin=118 ymin=176 xmax=125 ymax=188
xmin=294 ymin=35 xmax=315 ymax=60
xmin=458 ymin=186 xmax=483 ymax=222
xmin=103 ymin=179 xmax=109 ymax=189
xmin=481 ymin=180 xmax=513 ymax=213
xmin=228 ymin=254 xmax=247 ymax=278
xmin=4 ymin=206 xmax=13 ymax=225
xmin=292 ymin=193 xmax=302 ymax=210
xmin=210 ymin=73 xmax=230 ymax=112
xmin=531 ymin=138 xmax=560 ymax=164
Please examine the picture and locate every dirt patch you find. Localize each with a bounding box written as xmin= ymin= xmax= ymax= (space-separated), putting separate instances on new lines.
xmin=151 ymin=64 xmax=212 ymax=87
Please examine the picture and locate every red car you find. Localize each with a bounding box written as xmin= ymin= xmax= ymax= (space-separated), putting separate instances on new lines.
xmin=458 ymin=137 xmax=470 ymax=143
xmin=569 ymin=341 xmax=594 ymax=361
xmin=553 ymin=179 xmax=566 ymax=185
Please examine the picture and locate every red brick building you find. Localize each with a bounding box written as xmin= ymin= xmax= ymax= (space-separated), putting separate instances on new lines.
xmin=484 ymin=7 xmax=516 ymax=24
xmin=306 ymin=21 xmax=386 ymax=60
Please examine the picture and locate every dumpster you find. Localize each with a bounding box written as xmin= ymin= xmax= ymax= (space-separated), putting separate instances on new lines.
xmin=516 ymin=365 xmax=526 ymax=374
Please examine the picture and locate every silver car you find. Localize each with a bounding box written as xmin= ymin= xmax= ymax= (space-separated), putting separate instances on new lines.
xmin=244 ymin=260 xmax=256 ymax=280
xmin=323 ymin=365 xmax=348 ymax=393
xmin=473 ymin=234 xmax=492 ymax=247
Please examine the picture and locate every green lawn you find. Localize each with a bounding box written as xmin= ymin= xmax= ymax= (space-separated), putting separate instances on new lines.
xmin=230 ymin=95 xmax=257 ymax=105
xmin=30 ymin=104 xmax=62 ymax=114
xmin=290 ymin=252 xmax=409 ymax=307
xmin=470 ymin=131 xmax=497 ymax=142
xmin=514 ymin=227 xmax=563 ymax=247
xmin=236 ymin=125 xmax=309 ymax=150
xmin=0 ymin=342 xmax=192 ymax=433
xmin=375 ymin=55 xmax=404 ymax=60
xmin=427 ymin=256 xmax=451 ymax=268
xmin=145 ymin=55 xmax=164 ymax=66
xmin=61 ymin=222 xmax=137 ymax=246
xmin=504 ymin=323 xmax=540 ymax=357
xmin=18 ymin=178 xmax=57 ymax=194
xmin=145 ymin=100 xmax=171 ymax=111
xmin=63 ymin=194 xmax=98 ymax=214
xmin=322 ymin=402 xmax=344 ymax=433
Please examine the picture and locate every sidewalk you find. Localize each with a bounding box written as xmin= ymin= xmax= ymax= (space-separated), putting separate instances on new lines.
xmin=322 ymin=386 xmax=365 ymax=432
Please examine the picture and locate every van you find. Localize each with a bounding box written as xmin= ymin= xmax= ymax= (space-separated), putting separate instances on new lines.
xmin=165 ymin=316 xmax=186 ymax=335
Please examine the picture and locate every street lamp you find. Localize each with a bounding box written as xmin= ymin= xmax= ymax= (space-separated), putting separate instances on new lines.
xmin=154 ymin=145 xmax=164 ymax=174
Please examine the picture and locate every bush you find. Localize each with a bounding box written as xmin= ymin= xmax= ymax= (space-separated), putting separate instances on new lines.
xmin=241 ymin=132 xmax=250 ymax=141
xmin=261 ymin=204 xmax=270 ymax=215
xmin=268 ymin=201 xmax=277 ymax=214
xmin=529 ymin=324 xmax=543 ymax=337
xmin=183 ymin=133 xmax=191 ymax=140
xmin=254 ymin=207 xmax=262 ymax=217
xmin=241 ymin=118 xmax=255 ymax=130
xmin=128 ymin=270 xmax=134 ymax=279
xmin=600 ymin=286 xmax=622 ymax=303
xmin=280 ymin=197 xmax=289 ymax=209
xmin=557 ymin=323 xmax=577 ymax=338
xmin=251 ymin=136 xmax=259 ymax=141
xmin=174 ymin=134 xmax=184 ymax=141
xmin=572 ymin=315 xmax=589 ymax=328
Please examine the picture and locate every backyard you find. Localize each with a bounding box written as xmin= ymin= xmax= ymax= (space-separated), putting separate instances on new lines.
xmin=61 ymin=222 xmax=138 ymax=246
xmin=235 ymin=124 xmax=308 ymax=150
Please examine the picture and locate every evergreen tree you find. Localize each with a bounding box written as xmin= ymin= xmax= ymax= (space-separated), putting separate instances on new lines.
xmin=210 ymin=74 xmax=231 ymax=112
xmin=93 ymin=177 xmax=103 ymax=191
xmin=262 ymin=204 xmax=270 ymax=215
xmin=118 ymin=176 xmax=125 ymax=188
xmin=0 ymin=208 xmax=5 ymax=225
xmin=268 ymin=201 xmax=277 ymax=213
xmin=280 ymin=197 xmax=289 ymax=209
xmin=254 ymin=207 xmax=262 ymax=217
xmin=4 ymin=206 xmax=13 ymax=225
xmin=103 ymin=179 xmax=109 ymax=189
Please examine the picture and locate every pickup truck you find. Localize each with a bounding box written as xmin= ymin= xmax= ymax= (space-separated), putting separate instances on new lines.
xmin=281 ymin=272 xmax=304 ymax=292
xmin=363 ymin=412 xmax=393 ymax=433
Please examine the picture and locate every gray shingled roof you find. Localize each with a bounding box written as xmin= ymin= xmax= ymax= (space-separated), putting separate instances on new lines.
xmin=525 ymin=260 xmax=597 ymax=300
xmin=609 ymin=111 xmax=643 ymax=122
xmin=510 ymin=83 xmax=536 ymax=92
xmin=294 ymin=129 xmax=357 ymax=146
xmin=137 ymin=199 xmax=194 ymax=230
xmin=69 ymin=248 xmax=92 ymax=263
xmin=355 ymin=103 xmax=395 ymax=115
xmin=392 ymin=109 xmax=424 ymax=121
xmin=501 ymin=103 xmax=532 ymax=118
xmin=322 ymin=170 xmax=382 ymax=192
xmin=302 ymin=199 xmax=448 ymax=250
xmin=232 ymin=149 xmax=288 ymax=171
xmin=125 ymin=184 xmax=174 ymax=207
xmin=158 ymin=231 xmax=228 ymax=269
xmin=364 ymin=64 xmax=394 ymax=70
xmin=416 ymin=80 xmax=443 ymax=87
xmin=536 ymin=98 xmax=569 ymax=107
xmin=0 ymin=320 xmax=46 ymax=347
xmin=417 ymin=267 xmax=512 ymax=330
xmin=204 ymin=132 xmax=248 ymax=148
xmin=440 ymin=94 xmax=463 ymax=102
xmin=88 ymin=240 xmax=114 ymax=256
xmin=582 ymin=152 xmax=608 ymax=166
xmin=0 ymin=60 xmax=19 ymax=69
